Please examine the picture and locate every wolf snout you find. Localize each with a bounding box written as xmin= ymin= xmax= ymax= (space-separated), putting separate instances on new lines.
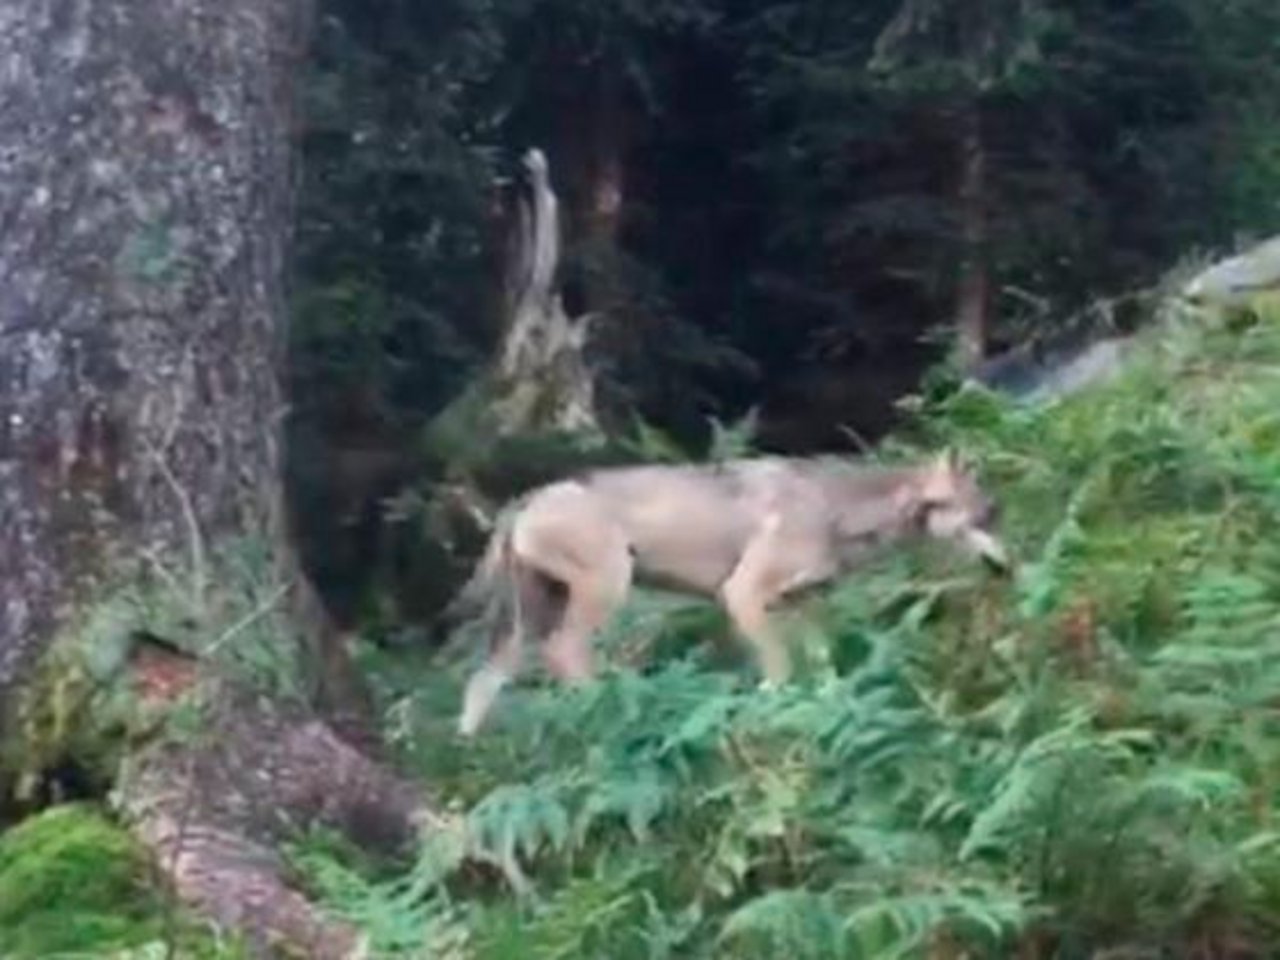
xmin=982 ymin=548 xmax=1014 ymax=576
xmin=963 ymin=526 xmax=1013 ymax=575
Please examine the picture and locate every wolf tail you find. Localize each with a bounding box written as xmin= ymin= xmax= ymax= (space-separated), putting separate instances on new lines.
xmin=455 ymin=495 xmax=554 ymax=736
xmin=441 ymin=502 xmax=521 ymax=630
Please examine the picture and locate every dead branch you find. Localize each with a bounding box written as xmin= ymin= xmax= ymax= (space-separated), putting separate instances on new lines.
xmin=492 ymin=147 xmax=600 ymax=437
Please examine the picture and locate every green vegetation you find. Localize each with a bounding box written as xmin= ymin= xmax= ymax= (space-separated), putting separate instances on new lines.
xmin=8 ymin=295 xmax=1280 ymax=957
xmin=285 ymin=293 xmax=1280 ymax=957
xmin=11 ymin=290 xmax=1280 ymax=958
xmin=0 ymin=804 xmax=236 ymax=959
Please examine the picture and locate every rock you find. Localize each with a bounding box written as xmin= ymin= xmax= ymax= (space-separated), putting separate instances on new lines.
xmin=1183 ymin=235 xmax=1280 ymax=308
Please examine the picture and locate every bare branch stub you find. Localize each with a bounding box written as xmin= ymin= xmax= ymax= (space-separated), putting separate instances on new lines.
xmin=493 ymin=148 xmax=600 ymax=437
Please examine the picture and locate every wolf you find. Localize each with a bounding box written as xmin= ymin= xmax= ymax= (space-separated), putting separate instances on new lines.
xmin=449 ymin=449 xmax=1010 ymax=736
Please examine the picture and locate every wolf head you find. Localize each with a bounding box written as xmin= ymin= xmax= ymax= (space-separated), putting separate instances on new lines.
xmin=914 ymin=449 xmax=1011 ymax=573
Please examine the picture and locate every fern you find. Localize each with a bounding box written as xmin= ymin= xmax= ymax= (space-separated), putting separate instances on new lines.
xmin=706 ymin=408 xmax=761 ymax=463
xmin=719 ymin=888 xmax=850 ymax=960
xmin=843 ymin=884 xmax=1031 ymax=958
xmin=288 ymin=826 xmax=472 ymax=958
xmin=466 ymin=781 xmax=573 ymax=892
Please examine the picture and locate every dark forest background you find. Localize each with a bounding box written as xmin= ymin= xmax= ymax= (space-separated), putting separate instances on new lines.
xmin=287 ymin=0 xmax=1280 ymax=636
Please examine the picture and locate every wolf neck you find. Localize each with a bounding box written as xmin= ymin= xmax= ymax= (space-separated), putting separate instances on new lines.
xmin=803 ymin=460 xmax=923 ymax=543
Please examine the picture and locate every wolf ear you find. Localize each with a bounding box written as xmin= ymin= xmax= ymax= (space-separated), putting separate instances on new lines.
xmin=933 ymin=446 xmax=962 ymax=476
xmin=921 ymin=449 xmax=959 ymax=502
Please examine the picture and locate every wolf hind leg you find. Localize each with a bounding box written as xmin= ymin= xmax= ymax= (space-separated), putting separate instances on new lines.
xmin=458 ymin=647 xmax=518 ymax=737
xmin=541 ymin=539 xmax=633 ymax=683
xmin=510 ymin=511 xmax=633 ymax=684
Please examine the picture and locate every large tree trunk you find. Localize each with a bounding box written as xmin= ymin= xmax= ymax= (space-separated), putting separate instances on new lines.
xmin=575 ymin=63 xmax=629 ymax=316
xmin=0 ymin=1 xmax=315 ymax=730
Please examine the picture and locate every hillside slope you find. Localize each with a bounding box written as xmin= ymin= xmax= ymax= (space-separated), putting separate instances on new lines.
xmin=304 ymin=292 xmax=1280 ymax=958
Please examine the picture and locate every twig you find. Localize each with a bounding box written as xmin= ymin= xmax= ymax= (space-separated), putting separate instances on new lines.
xmin=140 ymin=545 xmax=189 ymax=605
xmin=147 ymin=442 xmax=208 ymax=620
xmin=837 ymin=424 xmax=874 ymax=454
xmin=204 ymin=580 xmax=292 ymax=657
xmin=139 ymin=348 xmax=209 ymax=619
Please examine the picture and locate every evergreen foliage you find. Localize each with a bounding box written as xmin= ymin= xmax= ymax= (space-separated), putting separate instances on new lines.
xmin=292 ymin=0 xmax=1280 ymax=440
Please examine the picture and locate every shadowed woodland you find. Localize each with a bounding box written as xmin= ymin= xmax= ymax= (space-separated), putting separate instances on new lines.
xmin=3 ymin=0 xmax=1280 ymax=957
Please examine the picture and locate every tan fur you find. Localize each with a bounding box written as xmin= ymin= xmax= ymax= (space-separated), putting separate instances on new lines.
xmin=455 ymin=450 xmax=1008 ymax=735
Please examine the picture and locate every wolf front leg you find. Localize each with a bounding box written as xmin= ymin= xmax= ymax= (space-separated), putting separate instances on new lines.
xmin=719 ymin=514 xmax=795 ymax=686
xmin=719 ymin=511 xmax=839 ymax=688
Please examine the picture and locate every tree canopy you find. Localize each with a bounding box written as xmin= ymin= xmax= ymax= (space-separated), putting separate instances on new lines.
xmin=294 ymin=0 xmax=1280 ymax=448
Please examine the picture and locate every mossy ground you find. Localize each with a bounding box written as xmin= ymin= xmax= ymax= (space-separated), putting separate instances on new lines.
xmin=0 ymin=804 xmax=239 ymax=959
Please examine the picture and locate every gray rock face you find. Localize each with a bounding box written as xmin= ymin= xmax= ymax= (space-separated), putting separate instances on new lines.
xmin=970 ymin=327 xmax=1133 ymax=403
xmin=1183 ymin=235 xmax=1280 ymax=307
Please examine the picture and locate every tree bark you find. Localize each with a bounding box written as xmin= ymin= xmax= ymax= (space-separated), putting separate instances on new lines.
xmin=0 ymin=0 xmax=312 ymax=724
xmin=578 ymin=63 xmax=629 ymax=315
xmin=954 ymin=97 xmax=991 ymax=369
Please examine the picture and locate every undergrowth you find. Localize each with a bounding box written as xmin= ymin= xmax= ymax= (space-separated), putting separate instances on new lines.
xmin=11 ymin=294 xmax=1276 ymax=957
xmin=293 ymin=295 xmax=1280 ymax=958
